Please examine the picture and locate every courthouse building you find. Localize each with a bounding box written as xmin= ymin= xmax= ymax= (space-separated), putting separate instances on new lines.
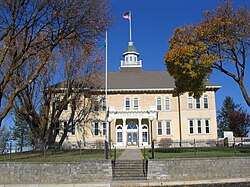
xmin=59 ymin=39 xmax=220 ymax=148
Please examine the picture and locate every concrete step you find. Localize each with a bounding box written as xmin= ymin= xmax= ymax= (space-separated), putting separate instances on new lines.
xmin=112 ymin=160 xmax=147 ymax=181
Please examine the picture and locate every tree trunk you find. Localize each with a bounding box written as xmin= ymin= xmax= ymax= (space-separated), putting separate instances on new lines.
xmin=238 ymin=81 xmax=250 ymax=107
xmin=34 ymin=138 xmax=46 ymax=151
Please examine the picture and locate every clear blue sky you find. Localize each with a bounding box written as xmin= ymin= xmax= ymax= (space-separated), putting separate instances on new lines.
xmin=107 ymin=0 xmax=250 ymax=112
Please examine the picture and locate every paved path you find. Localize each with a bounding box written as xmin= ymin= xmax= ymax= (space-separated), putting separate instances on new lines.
xmin=118 ymin=148 xmax=142 ymax=160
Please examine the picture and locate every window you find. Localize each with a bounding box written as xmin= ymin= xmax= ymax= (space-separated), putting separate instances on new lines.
xmin=166 ymin=121 xmax=172 ymax=135
xmin=102 ymin=122 xmax=107 ymax=136
xmin=63 ymin=121 xmax=68 ymax=135
xmin=142 ymin=126 xmax=148 ymax=143
xmin=94 ymin=122 xmax=99 ymax=136
xmin=55 ymin=122 xmax=60 ymax=135
xmin=189 ymin=120 xmax=194 ymax=134
xmin=134 ymin=56 xmax=136 ymax=62
xmin=55 ymin=98 xmax=60 ymax=110
xmin=94 ymin=99 xmax=99 ymax=111
xmin=196 ymin=98 xmax=201 ymax=109
xmin=197 ymin=120 xmax=202 ymax=134
xmin=117 ymin=126 xmax=123 ymax=143
xmin=156 ymin=97 xmax=162 ymax=111
xmin=205 ymin=120 xmax=210 ymax=134
xmin=125 ymin=98 xmax=130 ymax=110
xmin=71 ymin=121 xmax=75 ymax=135
xmin=157 ymin=121 xmax=162 ymax=135
xmin=188 ymin=97 xmax=193 ymax=109
xmin=71 ymin=99 xmax=76 ymax=110
xmin=130 ymin=56 xmax=132 ymax=61
xmin=64 ymin=103 xmax=68 ymax=110
xmin=134 ymin=98 xmax=139 ymax=110
xmin=126 ymin=57 xmax=128 ymax=61
xmin=102 ymin=98 xmax=107 ymax=111
xmin=117 ymin=132 xmax=122 ymax=142
xmin=165 ymin=97 xmax=170 ymax=111
xmin=204 ymin=95 xmax=208 ymax=109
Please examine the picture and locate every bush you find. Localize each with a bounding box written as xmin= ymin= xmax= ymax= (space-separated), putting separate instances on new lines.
xmin=159 ymin=138 xmax=173 ymax=148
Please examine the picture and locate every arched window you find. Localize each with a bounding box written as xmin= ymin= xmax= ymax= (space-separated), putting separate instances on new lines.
xmin=134 ymin=98 xmax=139 ymax=110
xmin=116 ymin=125 xmax=123 ymax=143
xmin=196 ymin=98 xmax=201 ymax=109
xmin=127 ymin=123 xmax=137 ymax=129
xmin=94 ymin=98 xmax=99 ymax=111
xmin=125 ymin=98 xmax=130 ymax=110
xmin=102 ymin=97 xmax=106 ymax=111
xmin=204 ymin=95 xmax=208 ymax=109
xmin=188 ymin=96 xmax=193 ymax=109
xmin=165 ymin=97 xmax=170 ymax=111
xmin=142 ymin=125 xmax=148 ymax=143
xmin=156 ymin=97 xmax=162 ymax=111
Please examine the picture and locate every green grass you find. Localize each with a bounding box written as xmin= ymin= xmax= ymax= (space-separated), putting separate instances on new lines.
xmin=141 ymin=146 xmax=250 ymax=160
xmin=0 ymin=148 xmax=124 ymax=162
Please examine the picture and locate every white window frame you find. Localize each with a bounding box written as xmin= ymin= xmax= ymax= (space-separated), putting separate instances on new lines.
xmin=93 ymin=121 xmax=99 ymax=136
xmin=196 ymin=98 xmax=201 ymax=109
xmin=165 ymin=97 xmax=170 ymax=111
xmin=102 ymin=122 xmax=107 ymax=136
xmin=102 ymin=97 xmax=107 ymax=111
xmin=166 ymin=121 xmax=172 ymax=135
xmin=156 ymin=97 xmax=162 ymax=111
xmin=125 ymin=98 xmax=130 ymax=110
xmin=204 ymin=95 xmax=209 ymax=109
xmin=188 ymin=97 xmax=193 ymax=109
xmin=134 ymin=97 xmax=139 ymax=110
xmin=116 ymin=125 xmax=123 ymax=143
xmin=189 ymin=119 xmax=194 ymax=134
xmin=205 ymin=119 xmax=210 ymax=134
xmin=94 ymin=98 xmax=99 ymax=112
xmin=142 ymin=125 xmax=148 ymax=143
xmin=157 ymin=121 xmax=163 ymax=135
xmin=197 ymin=119 xmax=202 ymax=134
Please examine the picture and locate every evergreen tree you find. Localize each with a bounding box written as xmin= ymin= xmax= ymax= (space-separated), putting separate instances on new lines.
xmin=0 ymin=126 xmax=11 ymax=154
xmin=217 ymin=97 xmax=241 ymax=137
xmin=11 ymin=117 xmax=31 ymax=152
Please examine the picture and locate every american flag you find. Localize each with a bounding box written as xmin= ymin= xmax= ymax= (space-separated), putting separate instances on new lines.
xmin=123 ymin=12 xmax=130 ymax=20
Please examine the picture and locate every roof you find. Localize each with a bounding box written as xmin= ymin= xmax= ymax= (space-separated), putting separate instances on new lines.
xmin=54 ymin=70 xmax=220 ymax=93
xmin=97 ymin=70 xmax=220 ymax=91
xmin=124 ymin=44 xmax=137 ymax=53
xmin=123 ymin=41 xmax=139 ymax=56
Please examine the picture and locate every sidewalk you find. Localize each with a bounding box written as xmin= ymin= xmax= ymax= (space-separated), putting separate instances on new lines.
xmin=118 ymin=148 xmax=142 ymax=160
xmin=1 ymin=177 xmax=250 ymax=187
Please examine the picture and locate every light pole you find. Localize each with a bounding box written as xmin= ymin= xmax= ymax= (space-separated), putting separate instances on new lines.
xmin=107 ymin=116 xmax=113 ymax=159
xmin=149 ymin=115 xmax=154 ymax=159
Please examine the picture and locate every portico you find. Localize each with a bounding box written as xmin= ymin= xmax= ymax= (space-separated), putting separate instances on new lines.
xmin=108 ymin=108 xmax=157 ymax=148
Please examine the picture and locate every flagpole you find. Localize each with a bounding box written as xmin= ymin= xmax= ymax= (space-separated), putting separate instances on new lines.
xmin=105 ymin=31 xmax=108 ymax=114
xmin=129 ymin=11 xmax=132 ymax=41
xmin=105 ymin=30 xmax=108 ymax=145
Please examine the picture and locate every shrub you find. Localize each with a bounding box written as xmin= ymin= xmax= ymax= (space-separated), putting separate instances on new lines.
xmin=159 ymin=138 xmax=173 ymax=148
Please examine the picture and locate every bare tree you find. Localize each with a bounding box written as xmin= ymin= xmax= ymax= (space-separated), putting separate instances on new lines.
xmin=13 ymin=38 xmax=105 ymax=149
xmin=0 ymin=0 xmax=112 ymax=124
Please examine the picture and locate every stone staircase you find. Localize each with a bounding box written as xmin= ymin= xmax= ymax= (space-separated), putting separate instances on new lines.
xmin=112 ymin=160 xmax=147 ymax=180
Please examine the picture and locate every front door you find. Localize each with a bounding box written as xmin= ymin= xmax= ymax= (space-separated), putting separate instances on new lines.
xmin=127 ymin=132 xmax=137 ymax=146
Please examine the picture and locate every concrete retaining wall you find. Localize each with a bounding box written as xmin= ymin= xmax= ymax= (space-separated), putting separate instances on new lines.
xmin=147 ymin=157 xmax=250 ymax=181
xmin=0 ymin=161 xmax=112 ymax=184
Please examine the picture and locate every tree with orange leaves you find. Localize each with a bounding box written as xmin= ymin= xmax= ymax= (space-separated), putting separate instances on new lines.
xmin=165 ymin=1 xmax=250 ymax=107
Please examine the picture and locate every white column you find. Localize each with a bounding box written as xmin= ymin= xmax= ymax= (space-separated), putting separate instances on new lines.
xmin=122 ymin=118 xmax=126 ymax=147
xmin=138 ymin=118 xmax=142 ymax=147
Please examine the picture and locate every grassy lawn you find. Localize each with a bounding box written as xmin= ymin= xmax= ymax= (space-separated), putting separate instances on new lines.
xmin=0 ymin=148 xmax=123 ymax=162
xmin=141 ymin=146 xmax=250 ymax=160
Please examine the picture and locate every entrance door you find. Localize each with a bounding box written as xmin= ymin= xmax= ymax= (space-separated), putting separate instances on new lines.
xmin=127 ymin=132 xmax=137 ymax=146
